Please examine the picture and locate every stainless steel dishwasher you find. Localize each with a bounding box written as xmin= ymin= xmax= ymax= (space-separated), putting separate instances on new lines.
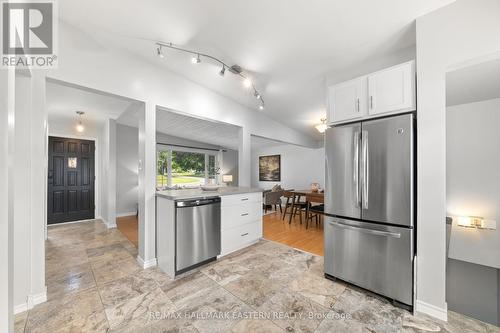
xmin=175 ymin=197 xmax=221 ymax=275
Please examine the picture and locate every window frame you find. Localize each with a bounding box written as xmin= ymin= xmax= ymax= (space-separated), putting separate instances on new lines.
xmin=156 ymin=144 xmax=222 ymax=188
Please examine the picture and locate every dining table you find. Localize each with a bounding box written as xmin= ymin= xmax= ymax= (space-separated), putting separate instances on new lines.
xmin=288 ymin=189 xmax=324 ymax=224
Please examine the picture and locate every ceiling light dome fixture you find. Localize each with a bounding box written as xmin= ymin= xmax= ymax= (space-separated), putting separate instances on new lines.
xmin=75 ymin=111 xmax=85 ymax=133
xmin=315 ymin=118 xmax=327 ymax=134
xmin=154 ymin=41 xmax=265 ymax=110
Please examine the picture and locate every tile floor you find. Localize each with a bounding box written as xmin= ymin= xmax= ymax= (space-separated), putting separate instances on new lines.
xmin=14 ymin=220 xmax=499 ymax=333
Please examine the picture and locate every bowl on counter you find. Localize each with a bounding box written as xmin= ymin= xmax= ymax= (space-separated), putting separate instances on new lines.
xmin=200 ymin=185 xmax=220 ymax=191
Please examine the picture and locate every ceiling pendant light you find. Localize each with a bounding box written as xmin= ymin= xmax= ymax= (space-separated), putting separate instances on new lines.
xmin=219 ymin=65 xmax=225 ymax=76
xmin=315 ymin=118 xmax=328 ymax=134
xmin=191 ymin=54 xmax=201 ymax=64
xmin=156 ymin=46 xmax=164 ymax=58
xmin=76 ymin=111 xmax=85 ymax=133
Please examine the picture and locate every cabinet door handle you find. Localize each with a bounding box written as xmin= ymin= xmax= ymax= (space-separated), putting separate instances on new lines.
xmin=241 ymin=213 xmax=249 ymax=216
xmin=370 ymin=96 xmax=373 ymax=109
xmin=356 ymin=98 xmax=360 ymax=112
xmin=241 ymin=198 xmax=249 ymax=201
xmin=241 ymin=233 xmax=249 ymax=237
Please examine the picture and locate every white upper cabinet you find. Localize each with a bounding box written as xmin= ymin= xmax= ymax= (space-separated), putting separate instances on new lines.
xmin=328 ymin=76 xmax=368 ymax=123
xmin=327 ymin=60 xmax=416 ymax=124
xmin=367 ymin=61 xmax=416 ymax=116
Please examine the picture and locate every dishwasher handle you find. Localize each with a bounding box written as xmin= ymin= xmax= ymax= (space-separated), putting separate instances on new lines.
xmin=176 ymin=197 xmax=221 ymax=208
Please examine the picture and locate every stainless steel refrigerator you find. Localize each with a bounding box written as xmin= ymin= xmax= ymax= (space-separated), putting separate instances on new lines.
xmin=324 ymin=113 xmax=415 ymax=308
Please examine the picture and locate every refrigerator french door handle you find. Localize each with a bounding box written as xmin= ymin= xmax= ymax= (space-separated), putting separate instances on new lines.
xmin=329 ymin=221 xmax=401 ymax=238
xmin=362 ymin=130 xmax=369 ymax=209
xmin=353 ymin=131 xmax=360 ymax=207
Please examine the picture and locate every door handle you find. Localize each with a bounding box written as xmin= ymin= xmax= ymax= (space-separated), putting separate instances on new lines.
xmin=329 ymin=221 xmax=401 ymax=238
xmin=241 ymin=213 xmax=249 ymax=216
xmin=241 ymin=232 xmax=249 ymax=237
xmin=361 ymin=131 xmax=369 ymax=209
xmin=353 ymin=132 xmax=360 ymax=207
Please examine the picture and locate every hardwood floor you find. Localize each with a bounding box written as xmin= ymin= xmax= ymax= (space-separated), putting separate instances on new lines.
xmin=263 ymin=209 xmax=324 ymax=256
xmin=115 ymin=209 xmax=324 ymax=256
xmin=116 ymin=215 xmax=138 ymax=247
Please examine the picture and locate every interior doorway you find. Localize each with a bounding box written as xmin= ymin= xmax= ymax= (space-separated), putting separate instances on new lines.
xmin=47 ymin=136 xmax=96 ymax=224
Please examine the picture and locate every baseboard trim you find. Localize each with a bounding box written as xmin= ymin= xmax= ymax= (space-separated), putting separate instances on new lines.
xmin=416 ymin=300 xmax=448 ymax=321
xmin=137 ymin=256 xmax=157 ymax=269
xmin=106 ymin=221 xmax=117 ymax=229
xmin=14 ymin=288 xmax=47 ymax=314
xmin=117 ymin=212 xmax=137 ymax=218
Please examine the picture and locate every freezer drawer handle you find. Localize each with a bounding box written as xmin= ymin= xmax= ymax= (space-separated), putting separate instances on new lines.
xmin=329 ymin=221 xmax=401 ymax=238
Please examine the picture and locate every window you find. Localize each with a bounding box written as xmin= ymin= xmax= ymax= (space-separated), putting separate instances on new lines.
xmin=157 ymin=146 xmax=221 ymax=188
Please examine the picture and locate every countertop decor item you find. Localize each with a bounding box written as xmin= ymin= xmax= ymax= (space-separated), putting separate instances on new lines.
xmin=201 ymin=185 xmax=220 ymax=191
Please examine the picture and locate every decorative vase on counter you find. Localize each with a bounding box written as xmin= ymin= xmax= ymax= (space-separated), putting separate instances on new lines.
xmin=310 ymin=183 xmax=320 ymax=192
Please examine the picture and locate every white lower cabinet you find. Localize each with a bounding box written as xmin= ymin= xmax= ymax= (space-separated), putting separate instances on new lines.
xmin=220 ymin=193 xmax=263 ymax=256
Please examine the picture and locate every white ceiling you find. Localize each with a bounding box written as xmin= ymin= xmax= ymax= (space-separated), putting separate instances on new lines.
xmin=46 ymin=79 xmax=296 ymax=150
xmin=58 ymin=0 xmax=454 ymax=140
xmin=118 ymin=107 xmax=288 ymax=151
xmin=446 ymin=57 xmax=500 ymax=106
xmin=46 ymin=80 xmax=139 ymax=123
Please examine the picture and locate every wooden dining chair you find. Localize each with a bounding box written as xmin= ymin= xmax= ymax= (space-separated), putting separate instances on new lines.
xmin=281 ymin=190 xmax=295 ymax=221
xmin=305 ymin=193 xmax=325 ymax=229
xmin=288 ymin=192 xmax=308 ymax=225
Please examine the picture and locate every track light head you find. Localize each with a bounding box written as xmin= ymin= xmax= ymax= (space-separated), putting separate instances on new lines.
xmin=157 ymin=46 xmax=164 ymax=58
xmin=243 ymin=78 xmax=252 ymax=88
xmin=219 ymin=65 xmax=225 ymax=76
xmin=254 ymin=91 xmax=261 ymax=99
xmin=259 ymin=104 xmax=264 ymax=110
xmin=191 ymin=54 xmax=201 ymax=64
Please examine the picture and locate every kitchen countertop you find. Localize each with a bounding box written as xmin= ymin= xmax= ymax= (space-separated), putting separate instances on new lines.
xmin=156 ymin=186 xmax=263 ymax=201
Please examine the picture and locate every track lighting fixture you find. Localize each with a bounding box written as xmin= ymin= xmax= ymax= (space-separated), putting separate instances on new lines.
xmin=155 ymin=41 xmax=265 ymax=110
xmin=156 ymin=46 xmax=164 ymax=58
xmin=191 ymin=54 xmax=201 ymax=64
xmin=243 ymin=78 xmax=252 ymax=88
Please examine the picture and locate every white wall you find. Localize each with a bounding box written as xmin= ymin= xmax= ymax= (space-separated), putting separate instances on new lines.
xmin=116 ymin=124 xmax=139 ymax=216
xmin=251 ymin=144 xmax=325 ymax=190
xmin=416 ymin=0 xmax=500 ymax=320
xmin=447 ymin=98 xmax=500 ymax=227
xmin=8 ymin=71 xmax=48 ymax=316
xmin=14 ymin=74 xmax=31 ymax=311
xmin=0 ymin=67 xmax=15 ymax=333
xmin=446 ymin=98 xmax=500 ymax=325
xmin=116 ymin=125 xmax=240 ymax=216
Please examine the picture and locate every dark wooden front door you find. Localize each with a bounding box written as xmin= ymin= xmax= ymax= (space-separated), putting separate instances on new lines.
xmin=48 ymin=136 xmax=95 ymax=224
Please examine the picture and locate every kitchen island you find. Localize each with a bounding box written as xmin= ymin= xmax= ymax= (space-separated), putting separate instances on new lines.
xmin=156 ymin=187 xmax=263 ymax=278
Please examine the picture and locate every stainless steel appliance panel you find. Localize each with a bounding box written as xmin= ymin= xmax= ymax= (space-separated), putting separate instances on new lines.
xmin=325 ymin=123 xmax=361 ymax=219
xmin=324 ymin=216 xmax=413 ymax=305
xmin=361 ymin=114 xmax=414 ymax=226
xmin=176 ymin=198 xmax=221 ymax=272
